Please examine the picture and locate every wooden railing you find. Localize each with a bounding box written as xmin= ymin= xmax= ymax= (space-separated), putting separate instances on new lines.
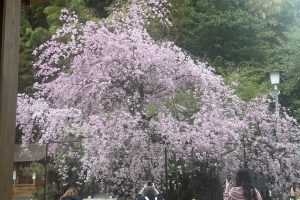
xmin=12 ymin=184 xmax=35 ymax=196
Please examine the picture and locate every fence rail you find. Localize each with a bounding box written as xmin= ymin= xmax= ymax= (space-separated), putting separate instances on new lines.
xmin=12 ymin=183 xmax=35 ymax=196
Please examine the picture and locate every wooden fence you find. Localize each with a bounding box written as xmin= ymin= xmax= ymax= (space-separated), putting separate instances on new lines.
xmin=12 ymin=183 xmax=35 ymax=197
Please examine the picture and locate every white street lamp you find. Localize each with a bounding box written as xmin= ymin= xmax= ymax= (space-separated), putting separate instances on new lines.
xmin=32 ymin=173 xmax=36 ymax=180
xmin=12 ymin=170 xmax=16 ymax=181
xmin=32 ymin=173 xmax=36 ymax=187
xmin=269 ymin=71 xmax=280 ymax=116
xmin=13 ymin=170 xmax=16 ymax=196
xmin=270 ymin=71 xmax=280 ymax=89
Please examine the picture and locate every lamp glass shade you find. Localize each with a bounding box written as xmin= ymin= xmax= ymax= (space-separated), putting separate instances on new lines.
xmin=32 ymin=173 xmax=36 ymax=180
xmin=13 ymin=170 xmax=16 ymax=180
xmin=270 ymin=71 xmax=280 ymax=85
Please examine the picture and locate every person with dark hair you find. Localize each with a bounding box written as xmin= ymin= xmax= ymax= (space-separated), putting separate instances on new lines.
xmin=60 ymin=186 xmax=81 ymax=200
xmin=136 ymin=181 xmax=163 ymax=200
xmin=224 ymin=168 xmax=262 ymax=200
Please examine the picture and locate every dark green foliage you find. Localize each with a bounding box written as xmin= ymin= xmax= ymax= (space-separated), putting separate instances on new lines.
xmin=225 ymin=68 xmax=271 ymax=101
xmin=29 ymin=5 xmax=49 ymax=28
xmin=46 ymin=0 xmax=96 ymax=25
xmin=22 ymin=162 xmax=45 ymax=177
xmin=19 ymin=0 xmax=104 ymax=93
xmin=20 ymin=3 xmax=51 ymax=93
xmin=85 ymin=0 xmax=115 ymax=18
xmin=33 ymin=183 xmax=58 ymax=200
xmin=167 ymin=161 xmax=223 ymax=200
xmin=160 ymin=0 xmax=300 ymax=121
xmin=268 ymin=25 xmax=300 ymax=121
xmin=19 ymin=6 xmax=44 ymax=93
xmin=31 ymin=27 xmax=52 ymax=47
xmin=167 ymin=0 xmax=298 ymax=71
xmin=168 ymin=0 xmax=264 ymax=69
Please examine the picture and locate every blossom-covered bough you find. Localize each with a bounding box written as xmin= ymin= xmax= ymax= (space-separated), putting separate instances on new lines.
xmin=241 ymin=97 xmax=300 ymax=194
xmin=17 ymin=0 xmax=300 ymax=196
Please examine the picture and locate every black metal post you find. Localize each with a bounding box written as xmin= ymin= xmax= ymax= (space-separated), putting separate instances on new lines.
xmin=176 ymin=167 xmax=179 ymax=200
xmin=44 ymin=142 xmax=49 ymax=200
xmin=191 ymin=147 xmax=195 ymax=198
xmin=164 ymin=146 xmax=168 ymax=200
xmin=42 ymin=139 xmax=83 ymax=200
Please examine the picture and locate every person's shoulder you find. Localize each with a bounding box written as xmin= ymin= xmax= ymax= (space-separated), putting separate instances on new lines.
xmin=73 ymin=196 xmax=81 ymax=200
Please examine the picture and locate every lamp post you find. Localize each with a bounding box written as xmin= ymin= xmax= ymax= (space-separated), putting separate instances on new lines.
xmin=269 ymin=71 xmax=280 ymax=116
xmin=164 ymin=146 xmax=168 ymax=200
xmin=32 ymin=172 xmax=36 ymax=191
xmin=269 ymin=71 xmax=281 ymax=200
xmin=13 ymin=170 xmax=16 ymax=196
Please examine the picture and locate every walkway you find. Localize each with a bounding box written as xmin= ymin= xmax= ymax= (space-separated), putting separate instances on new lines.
xmin=83 ymin=193 xmax=117 ymax=200
xmin=12 ymin=193 xmax=118 ymax=200
xmin=12 ymin=196 xmax=32 ymax=200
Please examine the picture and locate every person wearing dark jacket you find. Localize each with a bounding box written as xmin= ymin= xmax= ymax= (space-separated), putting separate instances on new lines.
xmin=60 ymin=186 xmax=81 ymax=200
xmin=136 ymin=181 xmax=163 ymax=200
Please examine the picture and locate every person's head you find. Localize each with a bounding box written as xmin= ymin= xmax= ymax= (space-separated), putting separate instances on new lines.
xmin=147 ymin=180 xmax=153 ymax=187
xmin=63 ymin=186 xmax=78 ymax=197
xmin=235 ymin=168 xmax=257 ymax=200
xmin=235 ymin=168 xmax=251 ymax=187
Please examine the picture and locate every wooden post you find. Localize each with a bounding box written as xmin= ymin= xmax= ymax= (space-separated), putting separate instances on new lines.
xmin=0 ymin=0 xmax=20 ymax=199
